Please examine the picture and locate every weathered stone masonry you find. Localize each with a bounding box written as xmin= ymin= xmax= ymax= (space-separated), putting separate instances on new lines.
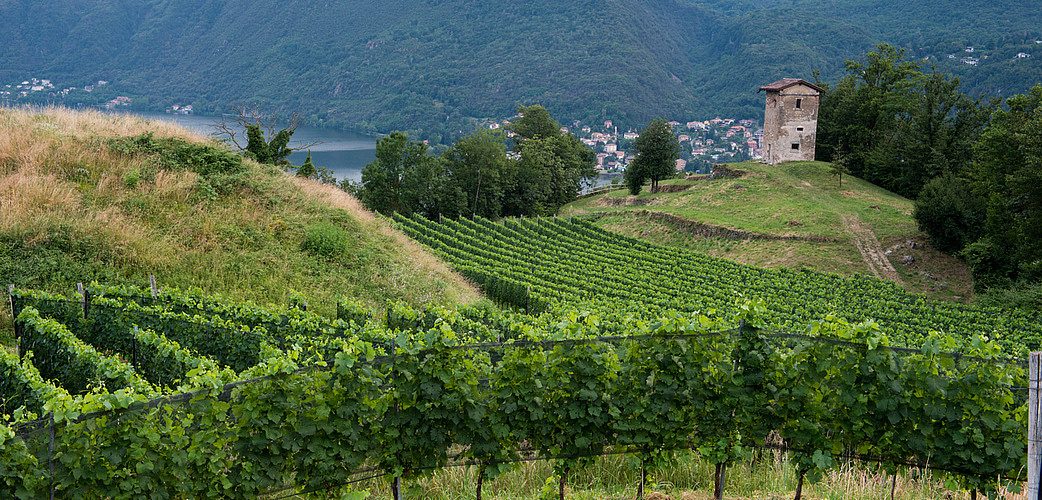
xmin=759 ymin=78 xmax=823 ymax=165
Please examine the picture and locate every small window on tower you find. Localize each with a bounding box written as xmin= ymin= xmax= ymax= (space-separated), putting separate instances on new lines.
xmin=797 ymin=127 xmax=804 ymax=132
xmin=795 ymin=98 xmax=803 ymax=109
xmin=791 ymin=143 xmax=800 ymax=151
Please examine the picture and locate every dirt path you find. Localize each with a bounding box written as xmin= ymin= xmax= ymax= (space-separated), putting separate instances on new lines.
xmin=842 ymin=215 xmax=903 ymax=284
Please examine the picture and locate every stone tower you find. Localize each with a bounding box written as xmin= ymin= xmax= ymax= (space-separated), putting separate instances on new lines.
xmin=759 ymin=78 xmax=823 ymax=165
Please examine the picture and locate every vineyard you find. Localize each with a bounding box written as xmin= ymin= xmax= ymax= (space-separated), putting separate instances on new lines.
xmin=392 ymin=213 xmax=1042 ymax=354
xmin=0 ymin=275 xmax=1030 ymax=498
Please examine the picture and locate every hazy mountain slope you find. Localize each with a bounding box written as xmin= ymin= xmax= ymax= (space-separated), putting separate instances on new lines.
xmin=1 ymin=0 xmax=1039 ymax=136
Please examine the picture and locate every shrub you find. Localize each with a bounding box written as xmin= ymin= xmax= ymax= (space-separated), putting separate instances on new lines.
xmin=301 ymin=222 xmax=352 ymax=261
xmin=913 ymin=173 xmax=982 ymax=252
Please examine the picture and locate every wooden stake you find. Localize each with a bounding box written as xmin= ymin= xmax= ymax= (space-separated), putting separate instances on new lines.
xmin=76 ymin=283 xmax=85 ymax=318
xmin=637 ymin=462 xmax=647 ymax=500
xmin=1028 ymin=352 xmax=1042 ymax=498
xmin=714 ymin=463 xmax=726 ymax=500
xmin=9 ymin=284 xmax=18 ymax=357
xmin=149 ymin=275 xmax=158 ymax=298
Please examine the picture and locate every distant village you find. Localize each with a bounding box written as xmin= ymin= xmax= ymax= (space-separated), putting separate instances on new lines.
xmin=486 ymin=115 xmax=762 ymax=175
xmin=0 ymin=77 xmax=135 ymax=110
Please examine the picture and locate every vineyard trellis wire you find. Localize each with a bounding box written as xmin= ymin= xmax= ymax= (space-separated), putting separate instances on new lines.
xmin=0 ymin=288 xmax=1030 ymax=499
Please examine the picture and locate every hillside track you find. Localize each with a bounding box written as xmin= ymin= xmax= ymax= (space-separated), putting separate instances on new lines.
xmin=843 ymin=215 xmax=902 ymax=285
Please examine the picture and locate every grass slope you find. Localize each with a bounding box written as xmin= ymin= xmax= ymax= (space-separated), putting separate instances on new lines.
xmin=562 ymin=161 xmax=973 ymax=302
xmin=0 ymin=107 xmax=479 ymax=338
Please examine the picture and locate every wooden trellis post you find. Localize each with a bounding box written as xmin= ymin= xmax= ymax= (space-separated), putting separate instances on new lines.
xmin=1029 ymin=351 xmax=1042 ymax=498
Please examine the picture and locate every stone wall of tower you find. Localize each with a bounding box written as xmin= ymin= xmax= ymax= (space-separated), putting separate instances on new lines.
xmin=762 ymin=83 xmax=819 ymax=164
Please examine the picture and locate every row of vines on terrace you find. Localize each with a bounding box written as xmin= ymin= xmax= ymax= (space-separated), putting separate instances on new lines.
xmin=0 ymin=284 xmax=1029 ymax=498
xmin=393 ymin=213 xmax=1042 ymax=353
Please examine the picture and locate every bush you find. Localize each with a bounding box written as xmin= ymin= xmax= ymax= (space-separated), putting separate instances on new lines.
xmin=301 ymin=222 xmax=352 ymax=261
xmin=913 ymin=173 xmax=982 ymax=252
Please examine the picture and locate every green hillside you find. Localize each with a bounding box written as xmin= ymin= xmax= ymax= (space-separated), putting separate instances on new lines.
xmin=0 ymin=107 xmax=480 ymax=338
xmin=1 ymin=0 xmax=1039 ymax=139
xmin=562 ymin=161 xmax=974 ymax=301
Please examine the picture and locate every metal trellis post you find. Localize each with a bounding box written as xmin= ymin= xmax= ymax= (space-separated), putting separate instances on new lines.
xmin=1028 ymin=351 xmax=1042 ymax=498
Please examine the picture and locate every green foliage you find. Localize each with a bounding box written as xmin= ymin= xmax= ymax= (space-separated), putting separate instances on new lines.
xmin=394 ymin=213 xmax=1042 ymax=352
xmin=0 ymin=423 xmax=47 ymax=499
xmin=107 ymin=132 xmax=245 ymax=177
xmin=16 ymin=306 xmax=158 ymax=397
xmin=628 ymin=118 xmax=681 ymax=193
xmin=296 ymin=150 xmax=317 ymax=178
xmin=361 ymin=131 xmax=436 ymax=215
xmin=0 ymin=348 xmax=70 ymax=421
xmin=913 ymin=172 xmax=983 ymax=252
xmin=0 ymin=282 xmax=1030 ymax=496
xmin=817 ymin=44 xmax=989 ymax=199
xmin=301 ymin=222 xmax=353 ymax=261
xmin=360 ymin=113 xmax=594 ymax=219
xmin=441 ymin=129 xmax=512 ymax=218
xmin=244 ymin=125 xmax=294 ymax=165
xmin=966 ymin=84 xmax=1042 ymax=286
xmin=505 ymin=109 xmax=597 ymax=216
xmin=107 ymin=132 xmax=253 ymax=201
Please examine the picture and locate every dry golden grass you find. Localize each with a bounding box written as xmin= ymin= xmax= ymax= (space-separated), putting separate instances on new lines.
xmin=0 ymin=106 xmax=481 ymax=327
xmin=290 ymin=177 xmax=482 ymax=304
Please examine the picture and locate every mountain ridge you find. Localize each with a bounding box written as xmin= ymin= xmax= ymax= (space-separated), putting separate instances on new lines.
xmin=2 ymin=0 xmax=1039 ymax=139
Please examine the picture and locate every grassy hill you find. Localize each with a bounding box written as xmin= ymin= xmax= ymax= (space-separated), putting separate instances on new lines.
xmin=0 ymin=107 xmax=480 ymax=339
xmin=562 ymin=161 xmax=973 ymax=302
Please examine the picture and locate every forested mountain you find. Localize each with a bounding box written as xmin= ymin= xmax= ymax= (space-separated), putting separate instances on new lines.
xmin=1 ymin=0 xmax=1039 ymax=140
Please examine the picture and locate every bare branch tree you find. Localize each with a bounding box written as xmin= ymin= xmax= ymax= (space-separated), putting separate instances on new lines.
xmin=210 ymin=104 xmax=320 ymax=153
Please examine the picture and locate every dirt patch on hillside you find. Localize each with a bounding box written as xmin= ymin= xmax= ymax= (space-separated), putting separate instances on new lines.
xmin=842 ymin=215 xmax=902 ymax=284
xmin=596 ymin=196 xmax=659 ymax=207
xmin=599 ymin=210 xmax=837 ymax=242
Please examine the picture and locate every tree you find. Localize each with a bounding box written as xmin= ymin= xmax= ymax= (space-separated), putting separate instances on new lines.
xmin=627 ymin=118 xmax=680 ymax=194
xmin=212 ymin=104 xmax=318 ymax=165
xmin=816 ymin=44 xmax=987 ymax=199
xmin=828 ymin=143 xmax=850 ymax=188
xmin=360 ymin=131 xmax=434 ymax=215
xmin=509 ymin=104 xmax=561 ymax=141
xmin=964 ymin=84 xmax=1042 ymax=286
xmin=912 ymin=172 xmax=982 ymax=252
xmin=507 ymin=105 xmax=597 ymax=214
xmin=402 ymin=156 xmax=465 ymax=219
xmin=441 ymin=129 xmax=512 ymax=218
xmin=296 ymin=150 xmax=316 ymax=178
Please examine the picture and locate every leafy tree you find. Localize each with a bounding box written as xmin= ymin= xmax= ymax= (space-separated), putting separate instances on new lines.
xmin=296 ymin=150 xmax=316 ymax=178
xmin=506 ymin=105 xmax=597 ymax=214
xmin=827 ymin=143 xmax=850 ymax=188
xmin=627 ymin=118 xmax=680 ymax=194
xmin=624 ymin=160 xmax=647 ymax=195
xmin=964 ymin=84 xmax=1042 ymax=287
xmin=817 ymin=44 xmax=987 ymax=199
xmin=441 ymin=129 xmax=512 ymax=218
xmin=360 ymin=131 xmax=434 ymax=215
xmin=912 ymin=172 xmax=982 ymax=252
xmin=402 ymin=156 xmax=465 ymax=219
xmin=509 ymin=104 xmax=561 ymax=141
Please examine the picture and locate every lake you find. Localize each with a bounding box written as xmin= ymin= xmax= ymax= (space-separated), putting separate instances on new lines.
xmin=120 ymin=111 xmax=376 ymax=183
